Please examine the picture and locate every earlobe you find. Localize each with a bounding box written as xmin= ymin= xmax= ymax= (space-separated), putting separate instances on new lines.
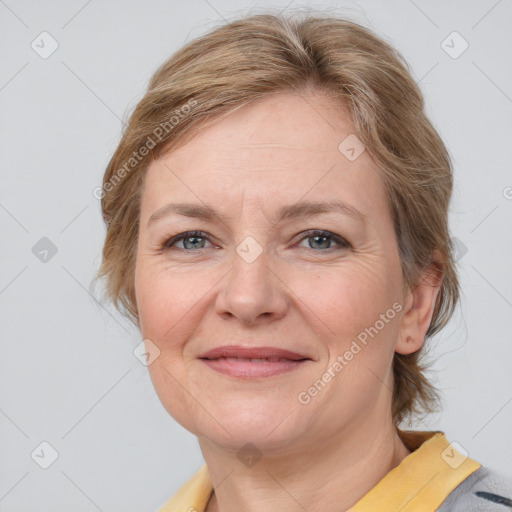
xmin=396 ymin=251 xmax=444 ymax=355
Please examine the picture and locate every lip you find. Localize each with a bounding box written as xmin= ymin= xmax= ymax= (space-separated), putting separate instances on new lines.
xmin=199 ymin=345 xmax=312 ymax=379
xmin=199 ymin=345 xmax=310 ymax=360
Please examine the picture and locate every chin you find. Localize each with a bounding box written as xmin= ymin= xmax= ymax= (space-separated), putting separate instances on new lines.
xmin=193 ymin=405 xmax=306 ymax=452
xmin=198 ymin=426 xmax=301 ymax=455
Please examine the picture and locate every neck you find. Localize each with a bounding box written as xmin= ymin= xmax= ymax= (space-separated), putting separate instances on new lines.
xmin=200 ymin=420 xmax=411 ymax=512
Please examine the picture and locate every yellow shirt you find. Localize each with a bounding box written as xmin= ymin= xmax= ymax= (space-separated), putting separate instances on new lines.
xmin=158 ymin=430 xmax=481 ymax=512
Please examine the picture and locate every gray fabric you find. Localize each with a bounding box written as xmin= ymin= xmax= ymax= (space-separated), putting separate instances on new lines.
xmin=437 ymin=466 xmax=512 ymax=511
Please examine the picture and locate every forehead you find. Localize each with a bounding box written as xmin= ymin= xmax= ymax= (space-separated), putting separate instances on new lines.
xmin=141 ymin=91 xmax=389 ymax=223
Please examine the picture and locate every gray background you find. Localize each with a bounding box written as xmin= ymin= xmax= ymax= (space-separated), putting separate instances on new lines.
xmin=1 ymin=0 xmax=511 ymax=511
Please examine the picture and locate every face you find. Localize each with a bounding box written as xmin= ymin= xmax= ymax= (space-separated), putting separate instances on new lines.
xmin=134 ymin=91 xmax=410 ymax=453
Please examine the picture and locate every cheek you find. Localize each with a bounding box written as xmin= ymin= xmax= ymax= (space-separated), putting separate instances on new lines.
xmin=134 ymin=260 xmax=213 ymax=348
xmin=289 ymin=258 xmax=399 ymax=341
xmin=294 ymin=262 xmax=401 ymax=411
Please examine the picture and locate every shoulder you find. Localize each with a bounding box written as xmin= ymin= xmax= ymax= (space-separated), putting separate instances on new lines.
xmin=437 ymin=466 xmax=512 ymax=511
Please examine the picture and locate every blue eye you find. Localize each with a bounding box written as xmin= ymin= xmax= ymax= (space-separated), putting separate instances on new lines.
xmin=296 ymin=230 xmax=351 ymax=251
xmin=163 ymin=231 xmax=211 ymax=250
xmin=161 ymin=229 xmax=351 ymax=252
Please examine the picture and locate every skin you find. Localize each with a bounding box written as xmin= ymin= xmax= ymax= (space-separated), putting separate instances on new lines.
xmin=134 ymin=90 xmax=442 ymax=512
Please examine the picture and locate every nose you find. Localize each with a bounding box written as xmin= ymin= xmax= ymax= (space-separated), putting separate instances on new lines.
xmin=215 ymin=243 xmax=288 ymax=326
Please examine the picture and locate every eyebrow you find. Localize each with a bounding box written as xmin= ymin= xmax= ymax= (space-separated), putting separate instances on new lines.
xmin=146 ymin=199 xmax=367 ymax=227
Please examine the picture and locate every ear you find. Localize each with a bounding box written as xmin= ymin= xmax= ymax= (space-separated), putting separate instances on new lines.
xmin=396 ymin=250 xmax=444 ymax=355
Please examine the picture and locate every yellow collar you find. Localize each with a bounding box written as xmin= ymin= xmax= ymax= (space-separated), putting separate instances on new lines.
xmin=158 ymin=431 xmax=481 ymax=512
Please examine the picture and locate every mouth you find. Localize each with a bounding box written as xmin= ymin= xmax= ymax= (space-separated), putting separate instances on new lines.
xmin=198 ymin=345 xmax=312 ymax=379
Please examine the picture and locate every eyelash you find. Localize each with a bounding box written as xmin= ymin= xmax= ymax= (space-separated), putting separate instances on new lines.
xmin=159 ymin=229 xmax=351 ymax=253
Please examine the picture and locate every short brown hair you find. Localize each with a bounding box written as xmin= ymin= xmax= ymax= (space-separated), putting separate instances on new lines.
xmin=96 ymin=12 xmax=459 ymax=426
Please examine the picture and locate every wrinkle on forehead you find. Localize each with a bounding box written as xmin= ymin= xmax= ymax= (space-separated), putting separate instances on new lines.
xmin=228 ymin=143 xmax=308 ymax=149
xmin=179 ymin=141 xmax=332 ymax=152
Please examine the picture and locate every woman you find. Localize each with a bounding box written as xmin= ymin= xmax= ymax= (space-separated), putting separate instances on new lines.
xmin=96 ymin=12 xmax=512 ymax=512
